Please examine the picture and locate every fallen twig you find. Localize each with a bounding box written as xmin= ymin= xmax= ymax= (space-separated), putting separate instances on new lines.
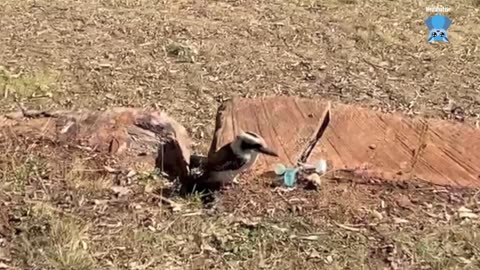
xmin=5 ymin=102 xmax=59 ymax=119
xmin=149 ymin=193 xmax=183 ymax=211
xmin=334 ymin=221 xmax=365 ymax=232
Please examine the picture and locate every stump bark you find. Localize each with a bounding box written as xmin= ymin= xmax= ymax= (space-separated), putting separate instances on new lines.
xmin=0 ymin=107 xmax=192 ymax=180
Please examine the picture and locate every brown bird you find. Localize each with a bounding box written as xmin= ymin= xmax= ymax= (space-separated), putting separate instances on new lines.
xmin=189 ymin=131 xmax=278 ymax=191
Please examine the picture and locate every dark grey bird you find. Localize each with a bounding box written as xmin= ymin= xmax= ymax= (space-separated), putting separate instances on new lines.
xmin=187 ymin=131 xmax=278 ymax=192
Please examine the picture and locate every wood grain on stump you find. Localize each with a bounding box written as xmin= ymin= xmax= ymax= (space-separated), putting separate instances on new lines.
xmin=211 ymin=97 xmax=480 ymax=188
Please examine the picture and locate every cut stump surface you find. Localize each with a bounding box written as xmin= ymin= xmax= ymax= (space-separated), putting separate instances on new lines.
xmin=211 ymin=97 xmax=480 ymax=188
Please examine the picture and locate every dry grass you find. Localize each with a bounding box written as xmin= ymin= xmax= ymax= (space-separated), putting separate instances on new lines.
xmin=1 ymin=0 xmax=480 ymax=269
xmin=15 ymin=203 xmax=95 ymax=270
xmin=1 ymin=135 xmax=479 ymax=270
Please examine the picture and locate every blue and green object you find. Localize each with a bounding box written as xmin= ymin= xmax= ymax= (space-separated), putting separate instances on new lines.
xmin=273 ymin=160 xmax=327 ymax=187
xmin=273 ymin=163 xmax=298 ymax=187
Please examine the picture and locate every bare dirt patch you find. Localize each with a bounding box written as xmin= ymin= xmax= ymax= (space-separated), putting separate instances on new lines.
xmin=0 ymin=0 xmax=479 ymax=269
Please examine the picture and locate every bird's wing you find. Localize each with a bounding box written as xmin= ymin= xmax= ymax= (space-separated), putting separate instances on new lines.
xmin=205 ymin=144 xmax=247 ymax=172
xmin=208 ymin=157 xmax=248 ymax=172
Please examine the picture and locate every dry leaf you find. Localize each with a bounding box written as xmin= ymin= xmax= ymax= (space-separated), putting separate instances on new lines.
xmin=457 ymin=206 xmax=478 ymax=219
xmin=309 ymin=249 xmax=321 ymax=259
xmin=202 ymin=243 xmax=218 ymax=253
xmin=127 ymin=170 xmax=137 ymax=178
xmin=394 ymin=194 xmax=414 ymax=210
xmin=182 ymin=211 xmax=203 ymax=217
xmin=81 ymin=240 xmax=88 ymax=250
xmin=94 ymin=199 xmax=108 ymax=205
xmin=422 ymin=210 xmax=440 ymax=218
xmin=104 ymin=165 xmax=120 ymax=173
xmin=144 ymin=183 xmax=154 ymax=193
xmin=444 ymin=211 xmax=452 ymax=222
xmin=458 ymin=257 xmax=472 ymax=264
xmin=393 ymin=217 xmax=409 ymax=224
xmin=111 ymin=186 xmax=132 ymax=196
xmin=171 ymin=204 xmax=182 ymax=212
xmin=270 ymin=224 xmax=288 ymax=233
xmin=459 ymin=212 xmax=478 ymax=219
xmin=458 ymin=206 xmax=473 ymax=213
xmin=371 ymin=210 xmax=384 ymax=220
xmin=325 ymin=255 xmax=333 ymax=264
xmin=235 ymin=218 xmax=260 ymax=228
xmin=291 ymin=234 xmax=320 ymax=241
xmin=151 ymin=193 xmax=183 ymax=212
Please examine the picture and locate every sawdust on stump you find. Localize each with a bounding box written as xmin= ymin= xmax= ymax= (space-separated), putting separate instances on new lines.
xmin=211 ymin=96 xmax=480 ymax=188
xmin=0 ymin=108 xmax=192 ymax=180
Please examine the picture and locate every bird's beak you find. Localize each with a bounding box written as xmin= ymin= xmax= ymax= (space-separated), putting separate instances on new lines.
xmin=258 ymin=146 xmax=279 ymax=157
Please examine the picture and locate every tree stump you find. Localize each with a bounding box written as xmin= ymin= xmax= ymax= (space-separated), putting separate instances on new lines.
xmin=210 ymin=96 xmax=480 ymax=188
xmin=0 ymin=107 xmax=192 ymax=180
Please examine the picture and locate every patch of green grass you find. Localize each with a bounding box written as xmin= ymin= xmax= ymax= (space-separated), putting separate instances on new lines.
xmin=0 ymin=67 xmax=56 ymax=101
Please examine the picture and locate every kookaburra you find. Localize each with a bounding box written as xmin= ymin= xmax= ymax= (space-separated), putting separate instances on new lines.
xmin=190 ymin=131 xmax=278 ymax=191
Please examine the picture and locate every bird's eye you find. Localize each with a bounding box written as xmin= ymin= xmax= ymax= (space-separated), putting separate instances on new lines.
xmin=432 ymin=32 xmax=437 ymax=37
xmin=250 ymin=143 xmax=262 ymax=150
xmin=240 ymin=141 xmax=262 ymax=150
xmin=440 ymin=32 xmax=445 ymax=37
